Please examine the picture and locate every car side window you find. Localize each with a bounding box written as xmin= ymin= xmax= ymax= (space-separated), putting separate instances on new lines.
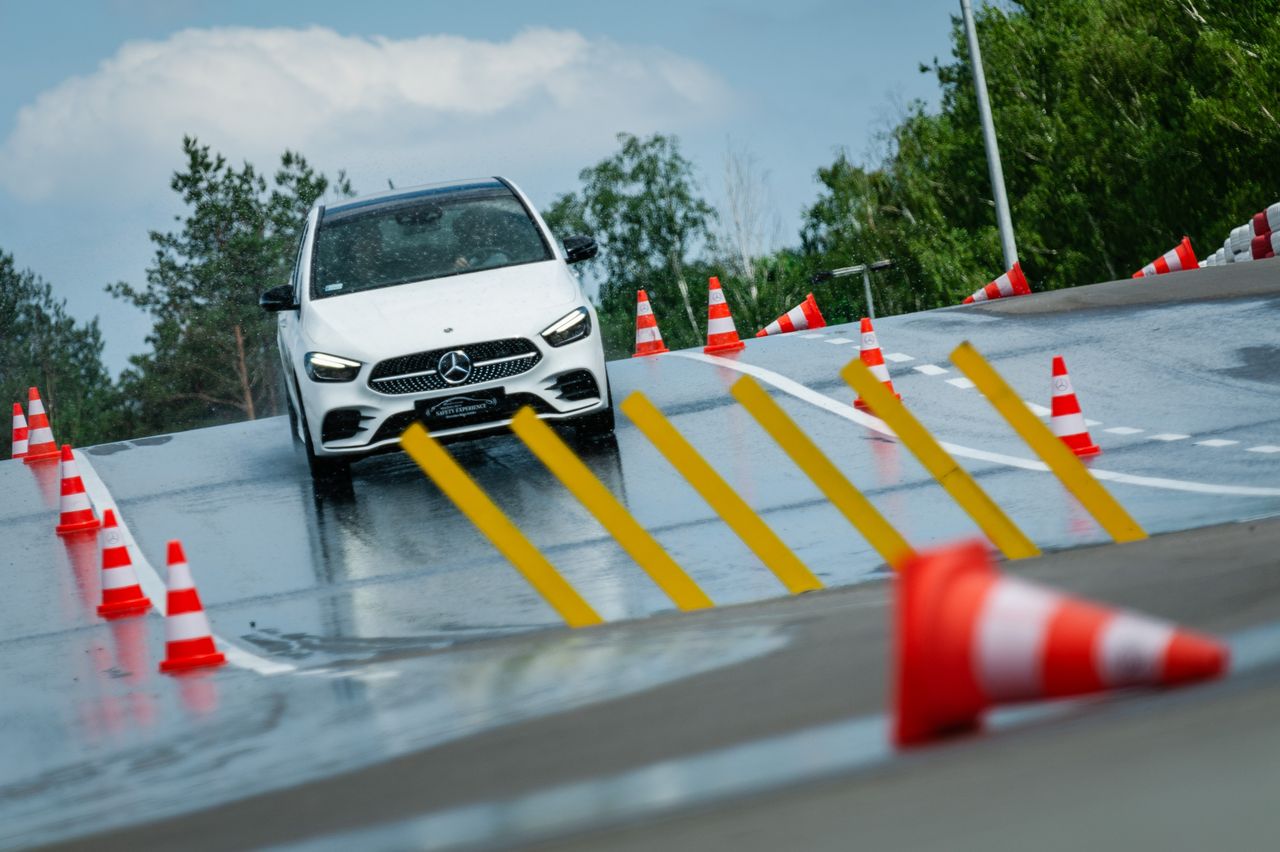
xmin=290 ymin=222 xmax=310 ymax=303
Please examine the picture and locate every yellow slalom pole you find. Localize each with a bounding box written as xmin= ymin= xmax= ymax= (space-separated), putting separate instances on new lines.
xmin=730 ymin=376 xmax=915 ymax=570
xmin=949 ymin=341 xmax=1147 ymax=543
xmin=620 ymin=392 xmax=824 ymax=595
xmin=509 ymin=408 xmax=714 ymax=611
xmin=399 ymin=423 xmax=603 ymax=628
xmin=839 ymin=359 xmax=1041 ymax=560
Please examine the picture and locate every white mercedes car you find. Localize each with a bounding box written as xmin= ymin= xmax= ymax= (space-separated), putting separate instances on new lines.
xmin=260 ymin=177 xmax=612 ymax=478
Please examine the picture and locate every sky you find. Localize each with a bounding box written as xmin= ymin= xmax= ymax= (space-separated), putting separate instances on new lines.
xmin=0 ymin=0 xmax=963 ymax=375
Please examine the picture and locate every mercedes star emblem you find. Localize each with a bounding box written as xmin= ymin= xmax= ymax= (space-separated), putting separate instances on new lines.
xmin=438 ymin=350 xmax=473 ymax=385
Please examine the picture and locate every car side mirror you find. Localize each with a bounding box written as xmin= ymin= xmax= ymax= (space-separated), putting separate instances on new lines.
xmin=563 ymin=235 xmax=598 ymax=264
xmin=260 ymin=284 xmax=298 ymax=312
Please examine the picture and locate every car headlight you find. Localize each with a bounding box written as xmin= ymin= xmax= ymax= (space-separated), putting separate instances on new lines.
xmin=305 ymin=352 xmax=363 ymax=382
xmin=541 ymin=307 xmax=592 ymax=347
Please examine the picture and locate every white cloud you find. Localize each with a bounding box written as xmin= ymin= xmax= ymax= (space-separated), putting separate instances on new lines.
xmin=0 ymin=25 xmax=731 ymax=202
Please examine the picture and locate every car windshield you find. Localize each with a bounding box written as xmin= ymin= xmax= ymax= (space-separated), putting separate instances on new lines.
xmin=311 ymin=183 xmax=553 ymax=299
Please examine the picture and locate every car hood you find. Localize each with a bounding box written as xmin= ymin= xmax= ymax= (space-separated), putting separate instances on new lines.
xmin=302 ymin=261 xmax=581 ymax=359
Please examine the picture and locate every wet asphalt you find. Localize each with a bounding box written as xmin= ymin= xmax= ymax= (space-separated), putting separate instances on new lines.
xmin=1 ymin=260 xmax=1278 ymax=849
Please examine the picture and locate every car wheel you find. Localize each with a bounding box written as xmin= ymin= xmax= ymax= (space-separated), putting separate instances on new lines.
xmin=572 ymin=380 xmax=615 ymax=439
xmin=285 ymin=386 xmax=302 ymax=446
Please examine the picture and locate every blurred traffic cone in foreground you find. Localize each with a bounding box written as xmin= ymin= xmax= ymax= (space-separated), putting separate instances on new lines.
xmin=1132 ymin=236 xmax=1197 ymax=278
xmin=962 ymin=262 xmax=1031 ymax=304
xmin=23 ymin=387 xmax=60 ymax=464
xmin=11 ymin=403 xmax=29 ymax=459
xmin=703 ymin=276 xmax=745 ymax=354
xmin=894 ymin=540 xmax=1227 ymax=747
xmin=159 ymin=541 xmax=226 ymax=673
xmin=56 ymin=445 xmax=100 ymax=536
xmin=756 ymin=293 xmax=827 ymax=337
xmin=97 ymin=509 xmax=152 ymax=619
xmin=632 ymin=289 xmax=669 ymax=357
xmin=1049 ymin=356 xmax=1100 ymax=457
xmin=853 ymin=318 xmax=901 ymax=413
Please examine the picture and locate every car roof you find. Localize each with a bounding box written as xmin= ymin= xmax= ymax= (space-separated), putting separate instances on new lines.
xmin=323 ymin=177 xmax=513 ymax=218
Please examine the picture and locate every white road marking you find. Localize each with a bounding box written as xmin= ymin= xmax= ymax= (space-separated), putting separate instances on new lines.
xmin=1149 ymin=433 xmax=1190 ymax=442
xmin=884 ymin=353 xmax=914 ymax=363
xmin=1104 ymin=427 xmax=1144 ymax=435
xmin=800 ymin=333 xmax=826 ymax=339
xmin=73 ymin=450 xmax=297 ymax=677
xmin=1084 ymin=419 xmax=1102 ymax=427
xmin=1024 ymin=401 xmax=1051 ymax=417
xmin=946 ymin=377 xmax=976 ymax=389
xmin=1196 ymin=439 xmax=1239 ymax=448
xmin=671 ymin=351 xmax=1280 ymax=497
xmin=1247 ymin=445 xmax=1280 ymax=454
xmin=913 ymin=364 xmax=949 ymax=376
xmin=823 ymin=337 xmax=856 ymax=345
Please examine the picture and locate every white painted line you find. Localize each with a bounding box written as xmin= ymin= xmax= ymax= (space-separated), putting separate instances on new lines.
xmin=1104 ymin=427 xmax=1143 ymax=435
xmin=823 ymin=337 xmax=856 ymax=345
xmin=1084 ymin=419 xmax=1102 ymax=427
xmin=800 ymin=333 xmax=826 ymax=339
xmin=945 ymin=377 xmax=976 ymax=389
xmin=884 ymin=352 xmax=914 ymax=363
xmin=672 ymin=351 xmax=1280 ymax=497
xmin=1023 ymin=401 xmax=1051 ymax=417
xmin=73 ymin=450 xmax=297 ymax=677
xmin=913 ymin=364 xmax=948 ymax=376
xmin=1247 ymin=445 xmax=1280 ymax=454
xmin=1196 ymin=439 xmax=1239 ymax=448
xmin=1149 ymin=433 xmax=1190 ymax=442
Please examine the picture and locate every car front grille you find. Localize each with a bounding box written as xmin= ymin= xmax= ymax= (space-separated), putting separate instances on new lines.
xmin=369 ymin=338 xmax=542 ymax=395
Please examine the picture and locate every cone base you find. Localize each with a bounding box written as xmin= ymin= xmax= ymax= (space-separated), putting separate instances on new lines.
xmin=23 ymin=449 xmax=60 ymax=465
xmin=1061 ymin=438 xmax=1101 ymax=458
xmin=56 ymin=517 xmax=101 ymax=536
xmin=160 ymin=651 xmax=227 ymax=673
xmin=854 ymin=393 xmax=901 ymax=414
xmin=704 ymin=340 xmax=745 ymax=355
xmin=98 ymin=597 xmax=152 ymax=619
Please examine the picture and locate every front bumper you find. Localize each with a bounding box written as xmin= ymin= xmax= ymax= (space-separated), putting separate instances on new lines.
xmin=297 ymin=337 xmax=608 ymax=457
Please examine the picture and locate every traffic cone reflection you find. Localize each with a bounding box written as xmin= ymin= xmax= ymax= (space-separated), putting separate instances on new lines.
xmin=703 ymin=276 xmax=746 ymax=354
xmin=1049 ymin=356 xmax=1101 ymax=457
xmin=632 ymin=289 xmax=670 ymax=357
xmin=159 ymin=541 xmax=226 ymax=673
xmin=756 ymin=293 xmax=827 ymax=337
xmin=852 ymin=318 xmax=901 ymax=413
xmin=894 ymin=541 xmax=1228 ymax=747
xmin=55 ymin=445 xmax=101 ymax=536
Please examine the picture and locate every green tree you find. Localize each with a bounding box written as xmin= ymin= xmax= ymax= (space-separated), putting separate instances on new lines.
xmin=110 ymin=137 xmax=351 ymax=435
xmin=1 ymin=250 xmax=122 ymax=451
xmin=543 ymin=133 xmax=718 ymax=358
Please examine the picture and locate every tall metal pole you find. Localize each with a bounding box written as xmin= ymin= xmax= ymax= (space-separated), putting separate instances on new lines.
xmin=960 ymin=0 xmax=1017 ymax=271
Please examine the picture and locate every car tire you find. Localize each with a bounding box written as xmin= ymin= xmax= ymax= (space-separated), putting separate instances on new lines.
xmin=294 ymin=383 xmax=350 ymax=480
xmin=572 ymin=380 xmax=615 ymax=439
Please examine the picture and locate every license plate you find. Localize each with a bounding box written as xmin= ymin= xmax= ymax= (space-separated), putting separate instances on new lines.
xmin=416 ymin=388 xmax=506 ymax=425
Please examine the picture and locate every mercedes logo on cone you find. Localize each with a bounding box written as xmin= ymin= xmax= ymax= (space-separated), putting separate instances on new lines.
xmin=438 ymin=350 xmax=473 ymax=385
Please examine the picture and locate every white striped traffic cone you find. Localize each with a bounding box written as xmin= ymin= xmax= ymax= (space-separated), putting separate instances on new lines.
xmin=159 ymin=541 xmax=226 ymax=673
xmin=55 ymin=445 xmax=101 ymax=536
xmin=97 ymin=509 xmax=152 ymax=619
xmin=1049 ymin=356 xmax=1100 ymax=457
xmin=756 ymin=293 xmax=827 ymax=337
xmin=23 ymin=387 xmax=59 ymax=464
xmin=894 ymin=540 xmax=1227 ymax=746
xmin=962 ymin=262 xmax=1031 ymax=304
xmin=11 ymin=403 xmax=28 ymax=459
xmin=703 ymin=276 xmax=745 ymax=354
xmin=853 ymin=317 xmax=901 ymax=413
xmin=1132 ymin=236 xmax=1197 ymax=278
xmin=632 ymin=289 xmax=669 ymax=357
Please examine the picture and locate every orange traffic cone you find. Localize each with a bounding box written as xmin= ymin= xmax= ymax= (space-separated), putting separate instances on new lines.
xmin=756 ymin=293 xmax=827 ymax=337
xmin=159 ymin=541 xmax=226 ymax=673
xmin=852 ymin=318 xmax=901 ymax=412
xmin=894 ymin=540 xmax=1227 ymax=747
xmin=23 ymin=387 xmax=59 ymax=464
xmin=704 ymin=276 xmax=745 ymax=354
xmin=11 ymin=403 xmax=28 ymax=459
xmin=55 ymin=445 xmax=100 ymax=536
xmin=1132 ymin=236 xmax=1197 ymax=278
xmin=96 ymin=509 xmax=152 ymax=619
xmin=1049 ymin=356 xmax=1100 ymax=457
xmin=632 ymin=289 xmax=669 ymax=357
xmin=962 ymin=262 xmax=1031 ymax=304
